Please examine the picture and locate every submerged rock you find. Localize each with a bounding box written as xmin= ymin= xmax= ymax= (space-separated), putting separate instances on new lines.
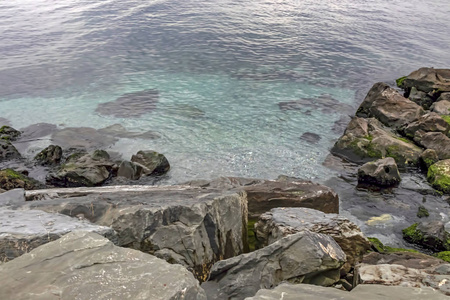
xmin=34 ymin=144 xmax=62 ymax=166
xmin=98 ymin=124 xmax=160 ymax=139
xmin=96 ymin=89 xmax=159 ymax=118
xmin=0 ymin=231 xmax=207 ymax=300
xmin=51 ymin=127 xmax=118 ymax=150
xmin=357 ymin=157 xmax=401 ymax=187
xmin=203 ymin=231 xmax=346 ymax=300
xmin=130 ymin=150 xmax=170 ymax=176
xmin=0 ymin=168 xmax=43 ymax=190
xmin=255 ymin=207 xmax=370 ymax=273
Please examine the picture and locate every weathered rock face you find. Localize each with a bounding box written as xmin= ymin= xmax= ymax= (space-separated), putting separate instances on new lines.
xmin=0 ymin=140 xmax=21 ymax=162
xmin=0 ymin=168 xmax=43 ymax=190
xmin=431 ymin=100 xmax=450 ymax=115
xmin=418 ymin=132 xmax=450 ymax=160
xmin=46 ymin=150 xmax=115 ymax=187
xmin=400 ymin=67 xmax=450 ymax=94
xmin=130 ymin=150 xmax=170 ymax=176
xmin=356 ymin=82 xmax=424 ymax=129
xmin=407 ymin=87 xmax=434 ymax=109
xmin=402 ymin=221 xmax=450 ymax=252
xmin=0 ymin=126 xmax=21 ymax=141
xmin=404 ymin=112 xmax=450 ymax=138
xmin=96 ymin=89 xmax=159 ymax=118
xmin=420 ymin=149 xmax=439 ymax=169
xmin=357 ymin=157 xmax=401 ymax=187
xmin=427 ymin=159 xmax=450 ymax=193
xmin=16 ymin=186 xmax=248 ymax=282
xmin=0 ymin=231 xmax=207 ymax=300
xmin=203 ymin=231 xmax=346 ymax=300
xmin=331 ymin=117 xmax=423 ymax=167
xmin=254 ymin=208 xmax=370 ymax=273
xmin=117 ymin=160 xmax=145 ymax=180
xmin=246 ymin=283 xmax=448 ymax=300
xmin=0 ymin=208 xmax=117 ymax=262
xmin=34 ymin=144 xmax=63 ymax=166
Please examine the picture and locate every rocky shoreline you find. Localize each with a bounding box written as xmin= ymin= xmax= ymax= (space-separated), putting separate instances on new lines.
xmin=1 ymin=67 xmax=450 ymax=299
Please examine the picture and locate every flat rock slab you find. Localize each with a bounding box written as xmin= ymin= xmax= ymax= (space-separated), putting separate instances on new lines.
xmin=0 ymin=231 xmax=206 ymax=300
xmin=246 ymin=283 xmax=448 ymax=300
xmin=15 ymin=185 xmax=248 ymax=282
xmin=0 ymin=207 xmax=117 ymax=262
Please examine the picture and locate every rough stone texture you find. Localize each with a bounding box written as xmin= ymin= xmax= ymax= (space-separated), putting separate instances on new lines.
xmin=0 ymin=208 xmax=117 ymax=262
xmin=184 ymin=176 xmax=339 ymax=217
xmin=431 ymin=100 xmax=450 ymax=115
xmin=0 ymin=140 xmax=21 ymax=162
xmin=96 ymin=89 xmax=159 ymax=118
xmin=356 ymin=82 xmax=425 ymax=128
xmin=34 ymin=145 xmax=63 ymax=166
xmin=0 ymin=168 xmax=43 ymax=190
xmin=0 ymin=231 xmax=207 ymax=300
xmin=418 ymin=132 xmax=450 ymax=160
xmin=246 ymin=283 xmax=448 ymax=300
xmin=46 ymin=150 xmax=115 ymax=187
xmin=203 ymin=231 xmax=346 ymax=300
xmin=427 ymin=159 xmax=450 ymax=193
xmin=420 ymin=149 xmax=439 ymax=169
xmin=404 ymin=112 xmax=450 ymax=138
xmin=254 ymin=208 xmax=370 ymax=273
xmin=403 ymin=221 xmax=450 ymax=252
xmin=117 ymin=160 xmax=144 ymax=180
xmin=331 ymin=117 xmax=423 ymax=167
xmin=357 ymin=157 xmax=401 ymax=187
xmin=408 ymin=87 xmax=434 ymax=109
xmin=0 ymin=126 xmax=21 ymax=141
xmin=13 ymin=186 xmax=248 ymax=282
xmin=401 ymin=67 xmax=450 ymax=94
xmin=362 ymin=252 xmax=446 ymax=271
xmin=131 ymin=150 xmax=170 ymax=176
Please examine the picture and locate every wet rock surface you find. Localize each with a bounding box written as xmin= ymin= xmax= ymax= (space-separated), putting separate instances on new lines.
xmin=203 ymin=231 xmax=346 ymax=300
xmin=95 ymin=89 xmax=159 ymax=118
xmin=357 ymin=157 xmax=401 ymax=187
xmin=0 ymin=231 xmax=207 ymax=300
xmin=34 ymin=144 xmax=62 ymax=166
xmin=130 ymin=150 xmax=170 ymax=176
xmin=0 ymin=168 xmax=43 ymax=190
xmin=0 ymin=140 xmax=21 ymax=162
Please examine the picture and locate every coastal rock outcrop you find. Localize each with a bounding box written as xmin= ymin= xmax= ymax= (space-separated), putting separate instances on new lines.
xmin=203 ymin=231 xmax=346 ymax=300
xmin=0 ymin=125 xmax=21 ymax=141
xmin=418 ymin=132 xmax=450 ymax=160
xmin=0 ymin=168 xmax=43 ymax=190
xmin=403 ymin=112 xmax=450 ymax=138
xmin=398 ymin=67 xmax=450 ymax=94
xmin=254 ymin=207 xmax=370 ymax=273
xmin=130 ymin=150 xmax=170 ymax=176
xmin=357 ymin=157 xmax=401 ymax=187
xmin=0 ymin=231 xmax=207 ymax=300
xmin=34 ymin=144 xmax=63 ymax=166
xmin=51 ymin=127 xmax=118 ymax=149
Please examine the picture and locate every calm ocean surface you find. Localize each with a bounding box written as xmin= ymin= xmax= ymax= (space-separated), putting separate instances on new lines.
xmin=1 ymin=0 xmax=449 ymax=183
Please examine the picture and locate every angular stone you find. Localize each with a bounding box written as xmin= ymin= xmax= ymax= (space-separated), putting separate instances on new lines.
xmin=401 ymin=68 xmax=450 ymax=94
xmin=34 ymin=145 xmax=63 ymax=166
xmin=418 ymin=132 xmax=450 ymax=160
xmin=0 ymin=126 xmax=21 ymax=141
xmin=404 ymin=112 xmax=450 ymax=138
xmin=0 ymin=140 xmax=21 ymax=162
xmin=246 ymin=283 xmax=448 ymax=300
xmin=203 ymin=231 xmax=345 ymax=300
xmin=0 ymin=168 xmax=43 ymax=190
xmin=98 ymin=124 xmax=160 ymax=139
xmin=0 ymin=208 xmax=117 ymax=262
xmin=431 ymin=100 xmax=450 ymax=115
xmin=356 ymin=82 xmax=425 ymax=128
xmin=255 ymin=207 xmax=370 ymax=273
xmin=14 ymin=186 xmax=248 ymax=282
xmin=0 ymin=231 xmax=206 ymax=300
xmin=408 ymin=87 xmax=434 ymax=109
xmin=331 ymin=117 xmax=423 ymax=167
xmin=117 ymin=160 xmax=144 ymax=180
xmin=402 ymin=221 xmax=450 ymax=252
xmin=357 ymin=157 xmax=401 ymax=187
xmin=420 ymin=149 xmax=439 ymax=169
xmin=131 ymin=150 xmax=170 ymax=176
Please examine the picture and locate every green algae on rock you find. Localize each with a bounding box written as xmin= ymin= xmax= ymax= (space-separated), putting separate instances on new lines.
xmin=368 ymin=237 xmax=419 ymax=253
xmin=402 ymin=222 xmax=450 ymax=252
xmin=427 ymin=159 xmax=450 ymax=194
xmin=435 ymin=251 xmax=450 ymax=262
xmin=0 ymin=168 xmax=43 ymax=190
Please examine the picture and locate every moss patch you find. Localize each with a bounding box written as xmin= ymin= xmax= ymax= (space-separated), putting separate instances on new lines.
xmin=402 ymin=223 xmax=424 ymax=244
xmin=396 ymin=76 xmax=407 ymax=88
xmin=441 ymin=115 xmax=450 ymax=126
xmin=435 ymin=251 xmax=450 ymax=262
xmin=427 ymin=162 xmax=450 ymax=194
xmin=396 ymin=137 xmax=412 ymax=144
xmin=247 ymin=218 xmax=258 ymax=252
xmin=417 ymin=206 xmax=429 ymax=218
xmin=368 ymin=237 xmax=419 ymax=253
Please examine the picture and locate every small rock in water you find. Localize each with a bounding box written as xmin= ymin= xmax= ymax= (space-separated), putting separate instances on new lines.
xmin=357 ymin=157 xmax=401 ymax=187
xmin=300 ymin=132 xmax=321 ymax=144
xmin=96 ymin=89 xmax=159 ymax=118
xmin=131 ymin=150 xmax=170 ymax=176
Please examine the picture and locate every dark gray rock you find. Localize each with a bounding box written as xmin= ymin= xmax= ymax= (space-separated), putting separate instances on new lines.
xmin=408 ymin=87 xmax=434 ymax=109
xmin=0 ymin=231 xmax=206 ymax=300
xmin=131 ymin=150 xmax=170 ymax=176
xmin=400 ymin=67 xmax=450 ymax=94
xmin=246 ymin=283 xmax=448 ymax=300
xmin=404 ymin=112 xmax=450 ymax=138
xmin=357 ymin=157 xmax=401 ymax=187
xmin=356 ymin=82 xmax=425 ymax=128
xmin=96 ymin=89 xmax=159 ymax=118
xmin=255 ymin=208 xmax=370 ymax=273
xmin=98 ymin=123 xmax=160 ymax=139
xmin=51 ymin=127 xmax=118 ymax=150
xmin=203 ymin=231 xmax=346 ymax=300
xmin=0 ymin=126 xmax=21 ymax=141
xmin=34 ymin=145 xmax=62 ymax=166
xmin=300 ymin=132 xmax=321 ymax=144
xmin=431 ymin=100 xmax=450 ymax=115
xmin=117 ymin=160 xmax=145 ymax=180
xmin=15 ymin=185 xmax=248 ymax=282
xmin=362 ymin=251 xmax=446 ymax=271
xmin=46 ymin=150 xmax=115 ymax=187
xmin=0 ymin=140 xmax=21 ymax=162
xmin=0 ymin=208 xmax=117 ymax=262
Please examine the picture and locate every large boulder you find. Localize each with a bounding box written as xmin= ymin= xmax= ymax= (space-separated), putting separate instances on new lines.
xmin=403 ymin=112 xmax=450 ymax=138
xmin=402 ymin=221 xmax=450 ymax=252
xmin=357 ymin=157 xmax=401 ymax=187
xmin=427 ymin=159 xmax=450 ymax=193
xmin=417 ymin=132 xmax=450 ymax=160
xmin=0 ymin=231 xmax=207 ymax=300
xmin=398 ymin=67 xmax=450 ymax=94
xmin=34 ymin=144 xmax=63 ymax=166
xmin=46 ymin=150 xmax=115 ymax=187
xmin=0 ymin=140 xmax=21 ymax=162
xmin=15 ymin=185 xmax=248 ymax=282
xmin=131 ymin=150 xmax=170 ymax=176
xmin=331 ymin=117 xmax=423 ymax=167
xmin=0 ymin=168 xmax=43 ymax=190
xmin=356 ymin=82 xmax=424 ymax=128
xmin=203 ymin=231 xmax=346 ymax=300
xmin=0 ymin=208 xmax=117 ymax=262
xmin=246 ymin=283 xmax=448 ymax=300
xmin=254 ymin=207 xmax=370 ymax=273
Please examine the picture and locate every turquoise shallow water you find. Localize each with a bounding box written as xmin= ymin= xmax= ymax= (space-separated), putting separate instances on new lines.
xmin=1 ymin=0 xmax=450 ymax=183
